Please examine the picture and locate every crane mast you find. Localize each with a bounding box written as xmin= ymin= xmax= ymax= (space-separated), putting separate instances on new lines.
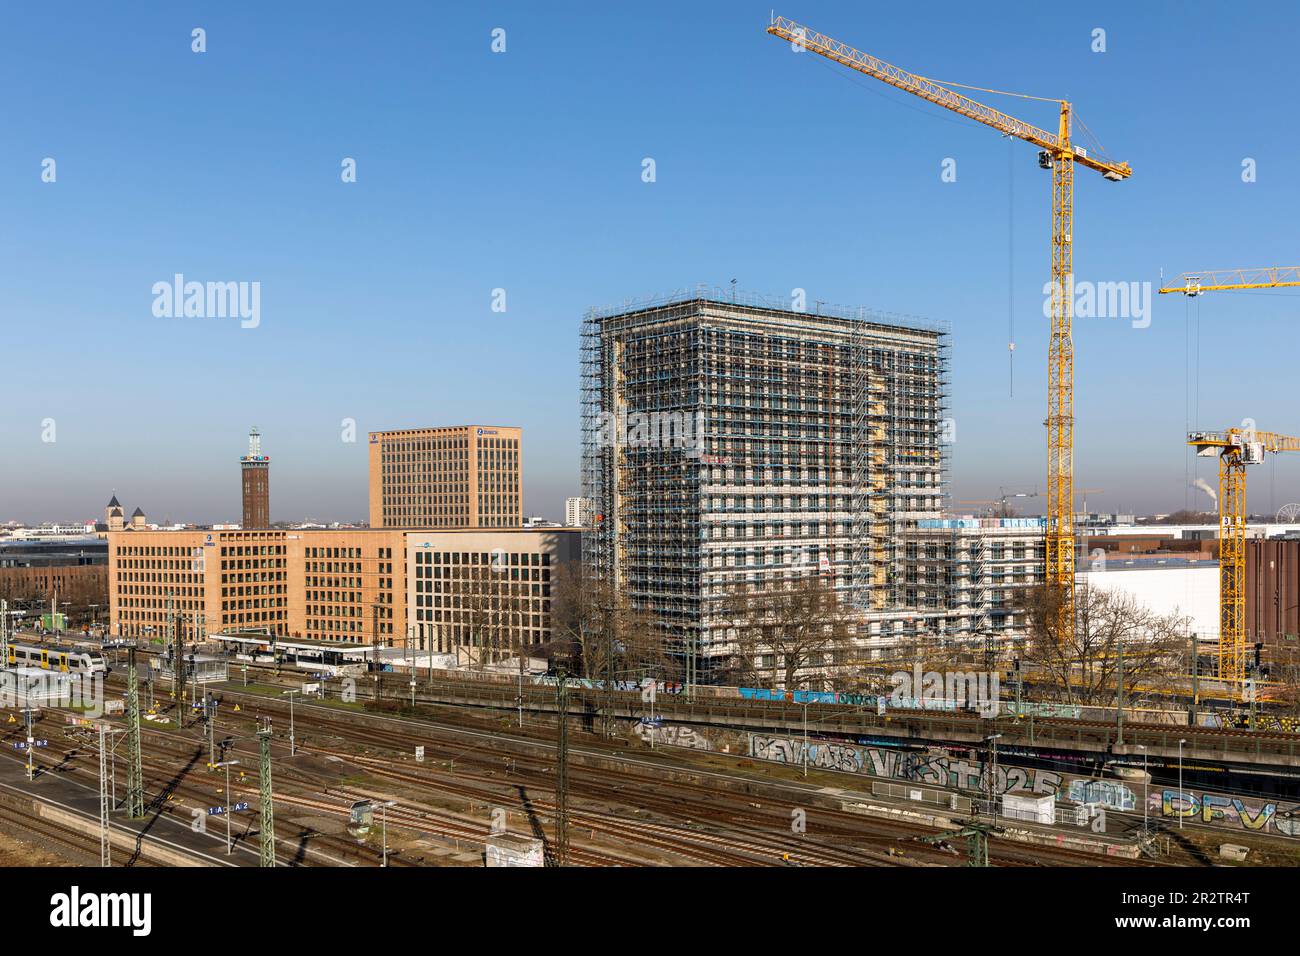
xmin=1163 ymin=268 xmax=1300 ymax=696
xmin=765 ymin=15 xmax=1131 ymax=642
xmin=1188 ymin=428 xmax=1300 ymax=693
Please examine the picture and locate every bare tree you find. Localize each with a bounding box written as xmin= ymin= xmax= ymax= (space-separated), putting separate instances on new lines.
xmin=1015 ymin=583 xmax=1187 ymax=705
xmin=719 ymin=574 xmax=856 ymax=691
xmin=550 ymin=560 xmax=678 ymax=684
xmin=457 ymin=560 xmax=528 ymax=665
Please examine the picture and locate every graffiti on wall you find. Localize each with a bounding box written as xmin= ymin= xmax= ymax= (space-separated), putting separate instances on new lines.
xmin=1157 ymin=789 xmax=1300 ymax=834
xmin=1200 ymin=712 xmax=1300 ymax=734
xmin=1067 ymin=778 xmax=1136 ymax=811
xmin=747 ymin=734 xmax=1300 ymax=836
xmin=632 ymin=723 xmax=713 ymax=751
xmin=748 ymin=734 xmax=1063 ymax=795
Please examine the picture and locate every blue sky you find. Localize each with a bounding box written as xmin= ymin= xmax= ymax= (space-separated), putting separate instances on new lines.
xmin=2 ymin=0 xmax=1298 ymax=524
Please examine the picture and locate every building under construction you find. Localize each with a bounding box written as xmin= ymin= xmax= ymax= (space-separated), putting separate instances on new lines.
xmin=897 ymin=518 xmax=1047 ymax=647
xmin=581 ymin=287 xmax=949 ymax=681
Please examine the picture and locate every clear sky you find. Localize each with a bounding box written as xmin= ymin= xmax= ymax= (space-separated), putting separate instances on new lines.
xmin=3 ymin=0 xmax=1298 ymax=525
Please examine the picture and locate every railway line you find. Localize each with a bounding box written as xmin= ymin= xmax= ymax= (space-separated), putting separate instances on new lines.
xmin=187 ymin=680 xmax=1163 ymax=867
xmin=198 ymin=651 xmax=1300 ymax=754
xmin=0 ymin=650 xmax=1232 ymax=866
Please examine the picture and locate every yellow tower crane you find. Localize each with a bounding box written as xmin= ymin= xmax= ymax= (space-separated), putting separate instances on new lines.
xmin=1159 ymin=266 xmax=1300 ymax=297
xmin=1186 ymin=428 xmax=1300 ymax=693
xmin=765 ymin=15 xmax=1132 ymax=641
xmin=1161 ymin=267 xmax=1300 ymax=696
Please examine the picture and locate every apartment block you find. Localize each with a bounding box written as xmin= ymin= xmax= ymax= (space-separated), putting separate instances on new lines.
xmin=368 ymin=426 xmax=522 ymax=529
xmin=897 ymin=518 xmax=1046 ymax=641
xmin=407 ymin=528 xmax=580 ymax=660
xmin=581 ymin=291 xmax=948 ymax=679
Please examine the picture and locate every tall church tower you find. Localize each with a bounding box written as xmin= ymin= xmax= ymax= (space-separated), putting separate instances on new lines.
xmin=105 ymin=495 xmax=125 ymax=532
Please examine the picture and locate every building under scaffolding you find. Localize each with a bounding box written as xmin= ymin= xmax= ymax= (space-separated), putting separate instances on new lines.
xmin=580 ymin=287 xmax=949 ymax=681
xmin=897 ymin=518 xmax=1047 ymax=646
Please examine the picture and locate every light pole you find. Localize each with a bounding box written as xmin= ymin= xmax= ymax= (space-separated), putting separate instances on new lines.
xmin=1137 ymin=744 xmax=1148 ymax=834
xmin=22 ymin=708 xmax=37 ymax=781
xmin=282 ymin=690 xmax=299 ymax=757
xmin=376 ymin=799 xmax=397 ymax=866
xmin=802 ymin=701 xmax=809 ymax=778
xmin=1178 ymin=738 xmax=1187 ymax=829
xmin=214 ymin=759 xmax=240 ymax=855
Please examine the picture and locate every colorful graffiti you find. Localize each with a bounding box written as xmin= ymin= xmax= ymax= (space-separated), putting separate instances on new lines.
xmin=738 ymin=688 xmax=877 ymax=706
xmin=1157 ymin=789 xmax=1300 ymax=833
xmin=1067 ymin=778 xmax=1136 ymax=811
xmin=1200 ymin=712 xmax=1300 ymax=734
xmin=747 ymin=734 xmax=1300 ymax=836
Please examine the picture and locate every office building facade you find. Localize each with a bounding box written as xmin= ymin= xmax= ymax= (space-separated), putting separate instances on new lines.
xmin=368 ymin=426 xmax=522 ymax=529
xmin=108 ymin=527 xmax=578 ymax=654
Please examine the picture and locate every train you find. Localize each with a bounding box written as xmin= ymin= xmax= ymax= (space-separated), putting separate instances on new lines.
xmin=6 ymin=642 xmax=109 ymax=676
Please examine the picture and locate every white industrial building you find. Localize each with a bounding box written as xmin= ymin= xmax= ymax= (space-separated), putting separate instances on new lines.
xmin=1075 ymin=559 xmax=1219 ymax=640
xmin=1091 ymin=522 xmax=1300 ymax=541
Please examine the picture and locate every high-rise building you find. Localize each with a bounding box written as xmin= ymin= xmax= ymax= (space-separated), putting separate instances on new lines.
xmin=581 ymin=290 xmax=948 ymax=680
xmin=368 ymin=426 xmax=522 ymax=529
xmin=240 ymin=427 xmax=270 ymax=528
xmin=564 ymin=497 xmax=589 ymax=528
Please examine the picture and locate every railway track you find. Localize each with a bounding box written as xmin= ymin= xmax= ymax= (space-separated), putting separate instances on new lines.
xmin=208 ymin=686 xmax=1160 ymax=867
xmin=110 ymin=647 xmax=1300 ymax=748
xmin=40 ymin=667 xmax=1177 ymax=867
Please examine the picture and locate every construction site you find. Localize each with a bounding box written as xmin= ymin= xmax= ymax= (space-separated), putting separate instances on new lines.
xmin=5 ymin=8 xmax=1299 ymax=940
xmin=581 ymin=288 xmax=949 ymax=682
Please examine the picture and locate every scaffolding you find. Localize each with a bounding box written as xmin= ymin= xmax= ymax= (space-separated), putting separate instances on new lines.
xmin=898 ymin=518 xmax=1047 ymax=638
xmin=581 ymin=287 xmax=949 ymax=680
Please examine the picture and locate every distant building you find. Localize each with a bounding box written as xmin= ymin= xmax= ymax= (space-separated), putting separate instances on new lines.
xmin=1247 ymin=538 xmax=1300 ymax=646
xmin=564 ymin=497 xmax=589 ymax=528
xmin=368 ymin=426 xmax=522 ymax=529
xmin=1077 ymin=557 xmax=1219 ymax=641
xmin=523 ymin=516 xmax=562 ymax=528
xmin=94 ymin=495 xmax=147 ymax=535
xmin=0 ymin=538 xmax=109 ymax=624
xmin=240 ymin=427 xmax=270 ymax=529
